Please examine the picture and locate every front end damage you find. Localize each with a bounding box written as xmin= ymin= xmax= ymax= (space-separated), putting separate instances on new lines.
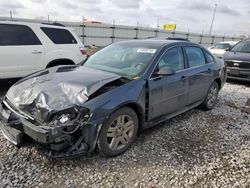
xmin=0 ymin=99 xmax=103 ymax=158
xmin=0 ymin=66 xmax=131 ymax=158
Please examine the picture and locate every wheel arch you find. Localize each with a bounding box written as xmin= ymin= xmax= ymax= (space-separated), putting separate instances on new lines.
xmin=214 ymin=77 xmax=222 ymax=90
xmin=46 ymin=58 xmax=75 ymax=68
xmin=110 ymin=102 xmax=145 ymax=131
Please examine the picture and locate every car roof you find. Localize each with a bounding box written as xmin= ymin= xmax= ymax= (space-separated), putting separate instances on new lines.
xmin=219 ymin=41 xmax=239 ymax=44
xmin=116 ymin=39 xmax=193 ymax=48
xmin=242 ymin=38 xmax=250 ymax=42
xmin=0 ymin=20 xmax=67 ymax=29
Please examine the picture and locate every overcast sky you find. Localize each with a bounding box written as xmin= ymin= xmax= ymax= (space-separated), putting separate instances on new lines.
xmin=0 ymin=0 xmax=249 ymax=36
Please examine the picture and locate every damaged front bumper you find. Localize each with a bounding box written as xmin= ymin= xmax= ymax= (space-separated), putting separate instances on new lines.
xmin=0 ymin=100 xmax=102 ymax=159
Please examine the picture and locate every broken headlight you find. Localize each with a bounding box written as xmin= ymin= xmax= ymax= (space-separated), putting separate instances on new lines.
xmin=58 ymin=114 xmax=73 ymax=124
xmin=50 ymin=107 xmax=90 ymax=128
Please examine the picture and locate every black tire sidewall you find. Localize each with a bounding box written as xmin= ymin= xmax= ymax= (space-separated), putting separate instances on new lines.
xmin=203 ymin=81 xmax=219 ymax=110
xmin=97 ymin=107 xmax=139 ymax=157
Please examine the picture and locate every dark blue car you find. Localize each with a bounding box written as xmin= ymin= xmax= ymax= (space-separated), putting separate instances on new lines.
xmin=0 ymin=39 xmax=226 ymax=158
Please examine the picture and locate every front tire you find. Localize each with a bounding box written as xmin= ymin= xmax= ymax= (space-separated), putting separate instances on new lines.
xmin=97 ymin=107 xmax=138 ymax=157
xmin=200 ymin=81 xmax=219 ymax=110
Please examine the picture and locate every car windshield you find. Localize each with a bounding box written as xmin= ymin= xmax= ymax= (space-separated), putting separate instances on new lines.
xmin=231 ymin=41 xmax=250 ymax=53
xmin=84 ymin=43 xmax=159 ymax=78
xmin=214 ymin=43 xmax=231 ymax=49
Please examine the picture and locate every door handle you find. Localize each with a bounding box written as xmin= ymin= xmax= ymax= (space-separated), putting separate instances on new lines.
xmin=207 ymin=68 xmax=212 ymax=73
xmin=32 ymin=50 xmax=43 ymax=54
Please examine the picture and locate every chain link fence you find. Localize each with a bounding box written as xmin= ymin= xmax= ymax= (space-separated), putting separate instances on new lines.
xmin=0 ymin=17 xmax=243 ymax=48
xmin=67 ymin=23 xmax=243 ymax=48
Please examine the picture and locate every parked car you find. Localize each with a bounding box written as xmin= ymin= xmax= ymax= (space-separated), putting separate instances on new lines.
xmin=208 ymin=41 xmax=239 ymax=59
xmin=223 ymin=40 xmax=250 ymax=81
xmin=0 ymin=21 xmax=87 ymax=79
xmin=0 ymin=39 xmax=226 ymax=158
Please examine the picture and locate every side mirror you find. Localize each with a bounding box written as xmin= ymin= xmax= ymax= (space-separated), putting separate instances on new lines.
xmin=157 ymin=67 xmax=176 ymax=76
xmin=225 ymin=47 xmax=231 ymax=51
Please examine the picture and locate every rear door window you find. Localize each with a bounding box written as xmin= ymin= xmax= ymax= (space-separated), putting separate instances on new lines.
xmin=41 ymin=27 xmax=77 ymax=44
xmin=184 ymin=47 xmax=206 ymax=68
xmin=0 ymin=24 xmax=41 ymax=46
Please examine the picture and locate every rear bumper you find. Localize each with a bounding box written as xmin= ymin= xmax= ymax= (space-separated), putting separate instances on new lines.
xmin=227 ymin=67 xmax=250 ymax=82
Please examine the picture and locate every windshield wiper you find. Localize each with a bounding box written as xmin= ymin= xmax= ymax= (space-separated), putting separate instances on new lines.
xmin=79 ymin=56 xmax=90 ymax=66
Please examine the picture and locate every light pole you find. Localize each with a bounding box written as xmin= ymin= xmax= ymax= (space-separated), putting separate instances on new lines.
xmin=10 ymin=10 xmax=12 ymax=19
xmin=156 ymin=18 xmax=160 ymax=29
xmin=209 ymin=4 xmax=217 ymax=35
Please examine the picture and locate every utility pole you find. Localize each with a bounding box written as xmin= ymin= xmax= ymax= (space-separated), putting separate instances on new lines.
xmin=209 ymin=4 xmax=217 ymax=35
xmin=82 ymin=16 xmax=85 ymax=44
xmin=111 ymin=19 xmax=115 ymax=43
xmin=10 ymin=11 xmax=12 ymax=19
xmin=48 ymin=15 xmax=50 ymax=22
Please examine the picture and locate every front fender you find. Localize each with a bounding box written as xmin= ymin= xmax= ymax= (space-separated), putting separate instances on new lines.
xmin=83 ymin=78 xmax=146 ymax=123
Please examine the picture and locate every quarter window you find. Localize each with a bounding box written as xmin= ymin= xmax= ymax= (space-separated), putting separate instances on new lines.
xmin=185 ymin=47 xmax=206 ymax=68
xmin=41 ymin=27 xmax=77 ymax=44
xmin=204 ymin=51 xmax=214 ymax=63
xmin=0 ymin=24 xmax=41 ymax=46
xmin=158 ymin=47 xmax=184 ymax=71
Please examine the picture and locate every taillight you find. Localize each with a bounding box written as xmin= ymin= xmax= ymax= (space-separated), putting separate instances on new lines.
xmin=80 ymin=47 xmax=87 ymax=55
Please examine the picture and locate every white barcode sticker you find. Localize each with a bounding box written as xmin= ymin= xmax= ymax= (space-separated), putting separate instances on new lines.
xmin=137 ymin=48 xmax=157 ymax=53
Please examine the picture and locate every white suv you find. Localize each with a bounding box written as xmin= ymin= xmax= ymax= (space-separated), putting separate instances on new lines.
xmin=208 ymin=41 xmax=239 ymax=58
xmin=0 ymin=21 xmax=87 ymax=79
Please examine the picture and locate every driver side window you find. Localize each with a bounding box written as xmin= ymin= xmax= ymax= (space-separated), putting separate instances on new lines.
xmin=156 ymin=47 xmax=184 ymax=72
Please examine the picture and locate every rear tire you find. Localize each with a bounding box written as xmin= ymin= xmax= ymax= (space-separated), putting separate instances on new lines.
xmin=97 ymin=107 xmax=138 ymax=157
xmin=200 ymin=81 xmax=219 ymax=110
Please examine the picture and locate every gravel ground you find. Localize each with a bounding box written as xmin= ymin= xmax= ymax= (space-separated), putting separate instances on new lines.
xmin=0 ymin=81 xmax=249 ymax=188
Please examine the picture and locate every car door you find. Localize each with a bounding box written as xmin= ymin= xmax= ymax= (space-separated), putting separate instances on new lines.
xmin=148 ymin=46 xmax=189 ymax=120
xmin=183 ymin=46 xmax=213 ymax=105
xmin=0 ymin=24 xmax=44 ymax=79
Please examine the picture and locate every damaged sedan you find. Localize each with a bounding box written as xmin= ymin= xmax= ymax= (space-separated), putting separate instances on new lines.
xmin=0 ymin=39 xmax=226 ymax=158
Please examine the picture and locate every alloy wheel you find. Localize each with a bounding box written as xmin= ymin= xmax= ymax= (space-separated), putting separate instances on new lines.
xmin=207 ymin=84 xmax=218 ymax=108
xmin=106 ymin=115 xmax=135 ymax=151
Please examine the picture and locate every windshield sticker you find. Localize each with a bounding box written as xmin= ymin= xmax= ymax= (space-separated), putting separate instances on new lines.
xmin=132 ymin=76 xmax=140 ymax=80
xmin=137 ymin=48 xmax=157 ymax=53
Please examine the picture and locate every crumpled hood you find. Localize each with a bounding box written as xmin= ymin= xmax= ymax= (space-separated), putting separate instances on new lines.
xmin=6 ymin=65 xmax=121 ymax=119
